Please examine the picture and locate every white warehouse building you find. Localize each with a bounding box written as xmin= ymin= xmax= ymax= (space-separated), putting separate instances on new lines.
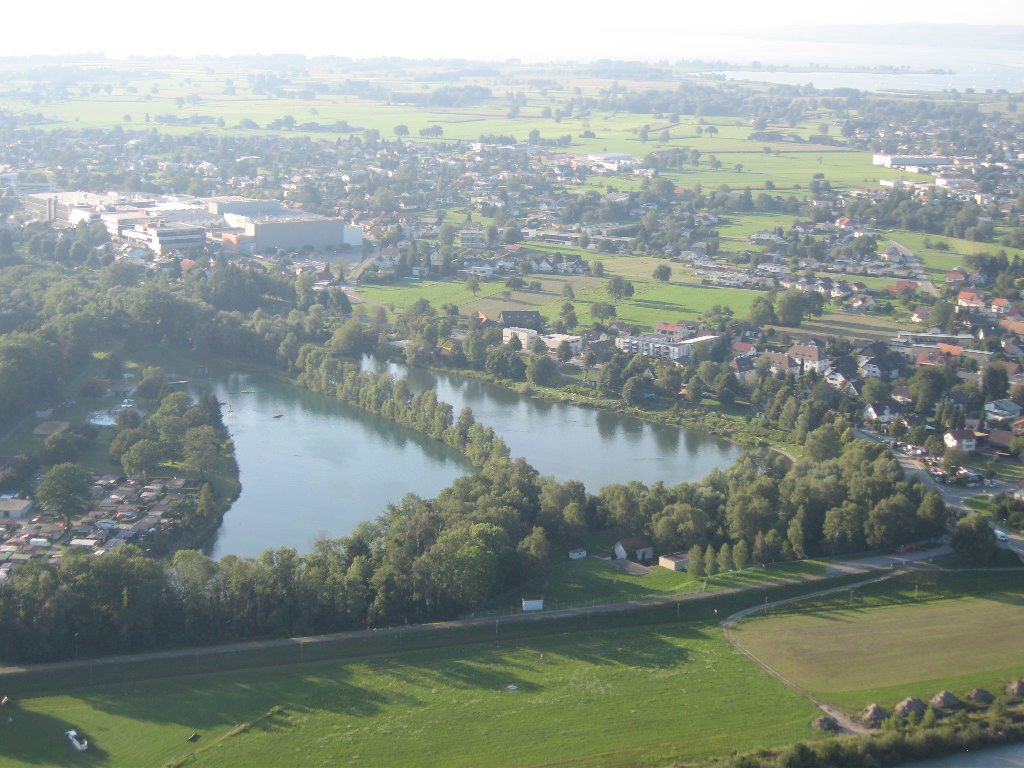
xmin=223 ymin=211 xmax=362 ymax=251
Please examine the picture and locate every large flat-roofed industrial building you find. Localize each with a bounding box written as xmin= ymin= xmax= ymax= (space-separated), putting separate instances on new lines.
xmin=223 ymin=210 xmax=362 ymax=251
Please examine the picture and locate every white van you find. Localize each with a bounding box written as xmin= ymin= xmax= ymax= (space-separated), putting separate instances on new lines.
xmin=995 ymin=530 xmax=1009 ymax=542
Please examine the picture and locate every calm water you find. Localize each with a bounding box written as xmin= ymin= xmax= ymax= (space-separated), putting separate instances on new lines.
xmin=203 ymin=371 xmax=469 ymax=559
xmin=202 ymin=363 xmax=741 ymax=557
xmin=899 ymin=742 xmax=1024 ymax=767
xmin=365 ymin=356 xmax=743 ymax=492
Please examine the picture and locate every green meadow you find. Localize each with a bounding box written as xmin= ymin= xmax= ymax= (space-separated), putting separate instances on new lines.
xmin=733 ymin=571 xmax=1024 ymax=713
xmin=0 ymin=584 xmax=854 ymax=768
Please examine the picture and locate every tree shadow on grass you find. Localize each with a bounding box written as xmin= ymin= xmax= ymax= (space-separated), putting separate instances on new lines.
xmin=63 ymin=660 xmax=420 ymax=736
xmin=0 ymin=703 xmax=110 ymax=766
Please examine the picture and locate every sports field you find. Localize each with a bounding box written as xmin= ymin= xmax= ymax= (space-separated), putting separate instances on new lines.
xmin=732 ymin=572 xmax=1024 ymax=711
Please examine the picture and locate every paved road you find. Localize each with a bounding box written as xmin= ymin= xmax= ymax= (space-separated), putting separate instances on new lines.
xmin=856 ymin=430 xmax=1024 ymax=561
xmin=888 ymin=240 xmax=939 ymax=297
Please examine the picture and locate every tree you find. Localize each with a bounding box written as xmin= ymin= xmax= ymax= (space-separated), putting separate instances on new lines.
xmin=804 ymin=424 xmax=841 ymax=462
xmin=556 ymin=340 xmax=573 ymax=363
xmin=466 ymin=275 xmax=481 ymax=297
xmin=652 ymin=264 xmax=671 ymax=283
xmin=942 ymin=447 xmax=969 ymax=473
xmin=733 ymin=540 xmax=750 ymax=570
xmin=183 ymin=426 xmax=221 ymax=477
xmin=35 ymin=463 xmax=92 ymax=527
xmin=606 ymin=276 xmax=634 ymax=302
xmin=561 ymin=284 xmax=575 ymax=300
xmin=592 ymin=261 xmax=604 ymax=277
xmin=775 ymin=289 xmax=807 ymax=327
xmin=749 ymin=296 xmax=777 ymax=326
xmin=582 ymin=351 xmax=596 ymax=381
xmin=704 ymin=543 xmax=718 ymax=575
xmin=686 ymin=544 xmax=704 ymax=578
xmin=527 ymin=355 xmax=559 ymax=386
xmin=393 ymin=124 xmax=409 ymax=139
xmin=589 ymin=302 xmax=616 ymax=322
xmin=121 ymin=439 xmax=162 ymax=479
xmin=951 ymin=514 xmax=998 ymax=564
xmin=982 ymin=361 xmax=1009 ymax=401
xmin=717 ymin=542 xmax=733 ymax=572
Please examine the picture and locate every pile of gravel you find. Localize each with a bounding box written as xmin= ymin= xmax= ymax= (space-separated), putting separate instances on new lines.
xmin=812 ymin=715 xmax=840 ymax=733
xmin=967 ymin=688 xmax=995 ymax=705
xmin=894 ymin=697 xmax=927 ymax=720
xmin=860 ymin=703 xmax=890 ymax=727
xmin=929 ymin=690 xmax=962 ymax=710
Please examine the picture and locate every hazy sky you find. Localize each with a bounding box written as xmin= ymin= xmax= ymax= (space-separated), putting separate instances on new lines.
xmin=7 ymin=0 xmax=1024 ymax=61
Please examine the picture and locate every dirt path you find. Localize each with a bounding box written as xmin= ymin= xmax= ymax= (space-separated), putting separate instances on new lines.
xmin=720 ymin=571 xmax=908 ymax=735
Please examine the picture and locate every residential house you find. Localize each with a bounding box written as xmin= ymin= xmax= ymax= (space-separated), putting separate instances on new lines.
xmin=956 ymin=290 xmax=986 ymax=312
xmin=848 ymin=294 xmax=876 ymax=311
xmin=614 ymin=535 xmax=655 ymax=562
xmin=985 ymin=399 xmax=1023 ymax=422
xmin=762 ymin=352 xmax=797 ymax=375
xmin=987 ymin=429 xmax=1015 ymax=454
xmin=496 ymin=310 xmax=543 ymax=329
xmin=731 ymin=341 xmax=757 ymax=357
xmin=944 ymin=430 xmax=978 ymax=452
xmin=729 ymin=355 xmax=759 ymax=382
xmin=786 ymin=344 xmax=829 ymax=373
xmin=990 ymin=297 xmax=1012 ymax=315
xmin=911 ymin=305 xmax=931 ymax=324
xmin=863 ymin=402 xmax=897 ymax=424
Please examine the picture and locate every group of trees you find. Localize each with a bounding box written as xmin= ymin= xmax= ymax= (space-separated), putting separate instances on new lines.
xmin=0 ymin=427 xmax=948 ymax=664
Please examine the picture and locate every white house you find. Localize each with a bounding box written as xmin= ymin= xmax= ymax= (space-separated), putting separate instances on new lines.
xmin=614 ymin=536 xmax=655 ymax=562
xmin=944 ymin=430 xmax=978 ymax=452
xmin=502 ymin=327 xmax=538 ymax=347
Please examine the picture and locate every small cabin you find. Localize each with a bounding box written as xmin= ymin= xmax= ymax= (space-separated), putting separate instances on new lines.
xmin=614 ymin=535 xmax=655 ymax=562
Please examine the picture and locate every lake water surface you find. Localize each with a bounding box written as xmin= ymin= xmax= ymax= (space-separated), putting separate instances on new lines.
xmin=204 ymin=364 xmax=742 ymax=558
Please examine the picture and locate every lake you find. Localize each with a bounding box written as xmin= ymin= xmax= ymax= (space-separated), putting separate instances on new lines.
xmin=898 ymin=742 xmax=1024 ymax=767
xmin=203 ymin=364 xmax=742 ymax=558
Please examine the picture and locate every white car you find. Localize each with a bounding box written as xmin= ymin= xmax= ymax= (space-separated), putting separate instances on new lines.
xmin=995 ymin=530 xmax=1010 ymax=542
xmin=65 ymin=730 xmax=88 ymax=752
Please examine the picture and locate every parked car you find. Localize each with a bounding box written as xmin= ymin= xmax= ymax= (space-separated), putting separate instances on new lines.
xmin=65 ymin=730 xmax=88 ymax=752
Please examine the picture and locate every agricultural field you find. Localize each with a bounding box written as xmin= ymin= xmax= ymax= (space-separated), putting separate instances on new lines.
xmin=732 ymin=571 xmax=1024 ymax=712
xmin=0 ymin=57 xmax=928 ymax=193
xmin=769 ymin=309 xmax=902 ymax=341
xmin=1 ymin=610 xmax=823 ymax=768
xmin=884 ymin=230 xmax=1024 ymax=281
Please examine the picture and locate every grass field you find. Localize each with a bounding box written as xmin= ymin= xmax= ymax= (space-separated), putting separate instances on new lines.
xmin=768 ymin=309 xmax=902 ymax=341
xmin=0 ymin=594 xmax=840 ymax=768
xmin=531 ymin=555 xmax=830 ymax=610
xmin=733 ymin=571 xmax=1024 ymax=712
xmin=884 ymin=230 xmax=1024 ymax=282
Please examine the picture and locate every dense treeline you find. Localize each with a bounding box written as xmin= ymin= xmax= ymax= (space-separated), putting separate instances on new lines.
xmin=0 ymin=433 xmax=945 ymax=663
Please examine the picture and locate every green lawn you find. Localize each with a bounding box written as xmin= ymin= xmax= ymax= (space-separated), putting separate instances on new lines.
xmin=733 ymin=571 xmax=1024 ymax=712
xmin=768 ymin=310 xmax=902 ymax=341
xmin=3 ymin=617 xmax=821 ymax=768
xmin=883 ymin=230 xmax=1024 ymax=282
